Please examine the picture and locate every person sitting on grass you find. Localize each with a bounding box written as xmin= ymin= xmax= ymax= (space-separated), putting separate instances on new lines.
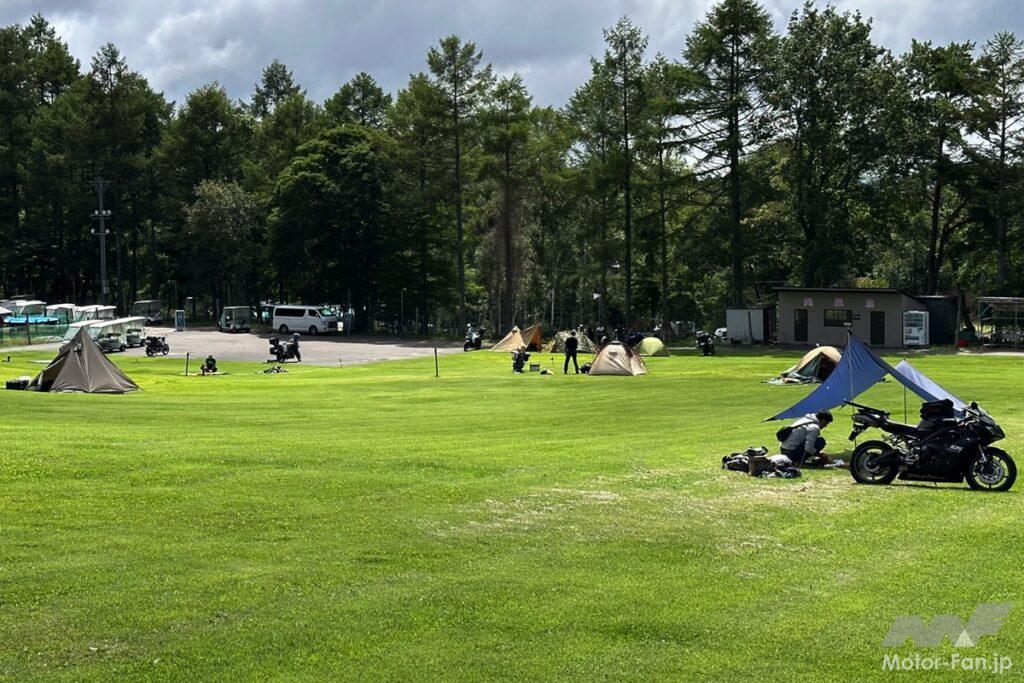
xmin=779 ymin=410 xmax=833 ymax=466
xmin=201 ymin=355 xmax=218 ymax=375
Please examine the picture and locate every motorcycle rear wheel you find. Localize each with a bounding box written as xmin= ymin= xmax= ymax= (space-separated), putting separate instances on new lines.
xmin=965 ymin=448 xmax=1016 ymax=492
xmin=850 ymin=440 xmax=899 ymax=485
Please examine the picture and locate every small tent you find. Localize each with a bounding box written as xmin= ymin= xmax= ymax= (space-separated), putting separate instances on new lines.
xmin=769 ymin=346 xmax=841 ymax=384
xmin=27 ymin=328 xmax=139 ymax=393
xmin=634 ymin=336 xmax=669 ymax=357
xmin=518 ymin=323 xmax=543 ymax=351
xmin=767 ymin=333 xmax=963 ymax=420
xmin=589 ymin=342 xmax=647 ymax=376
xmin=546 ymin=330 xmax=598 ymax=354
xmin=491 ymin=326 xmax=526 ymax=352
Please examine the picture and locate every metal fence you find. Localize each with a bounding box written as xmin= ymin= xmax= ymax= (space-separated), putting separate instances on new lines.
xmin=0 ymin=323 xmax=68 ymax=348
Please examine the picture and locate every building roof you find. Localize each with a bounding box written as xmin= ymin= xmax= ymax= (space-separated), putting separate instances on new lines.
xmin=775 ymin=286 xmax=924 ymax=305
xmin=776 ymin=286 xmax=903 ymax=294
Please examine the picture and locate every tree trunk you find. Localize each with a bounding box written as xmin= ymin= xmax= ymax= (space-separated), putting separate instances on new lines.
xmin=658 ymin=146 xmax=670 ymax=340
xmin=621 ymin=41 xmax=633 ymax=328
xmin=926 ymin=132 xmax=946 ymax=295
xmin=453 ymin=85 xmax=466 ymax=331
xmin=727 ymin=34 xmax=743 ymax=306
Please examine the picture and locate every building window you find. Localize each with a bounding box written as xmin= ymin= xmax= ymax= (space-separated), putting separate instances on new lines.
xmin=824 ymin=309 xmax=853 ymax=327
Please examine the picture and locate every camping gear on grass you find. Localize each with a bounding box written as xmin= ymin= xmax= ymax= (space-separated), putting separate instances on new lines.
xmin=768 ymin=346 xmax=841 ymax=385
xmin=634 ymin=336 xmax=669 ymax=357
xmin=588 ymin=342 xmax=647 ymax=376
xmin=6 ymin=376 xmax=31 ymax=390
xmin=847 ymin=400 xmax=1015 ymax=491
xmin=766 ymin=332 xmax=966 ymax=422
xmin=722 ymin=446 xmax=801 ymax=478
xmin=546 ymin=330 xmax=598 ymax=354
xmin=26 ymin=328 xmax=138 ymax=393
xmin=512 ymin=348 xmax=530 ymax=373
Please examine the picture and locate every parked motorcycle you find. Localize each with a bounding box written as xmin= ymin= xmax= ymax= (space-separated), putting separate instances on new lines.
xmin=696 ymin=330 xmax=715 ymax=356
xmin=144 ymin=335 xmax=170 ymax=357
xmin=846 ymin=399 xmax=1016 ymax=491
xmin=464 ymin=325 xmax=485 ymax=351
xmin=269 ymin=334 xmax=302 ymax=363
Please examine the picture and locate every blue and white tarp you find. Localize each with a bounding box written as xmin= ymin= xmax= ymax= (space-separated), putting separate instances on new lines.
xmin=768 ymin=334 xmax=964 ymax=420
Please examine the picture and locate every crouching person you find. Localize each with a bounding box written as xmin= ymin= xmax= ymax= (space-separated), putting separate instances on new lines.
xmin=778 ymin=410 xmax=833 ymax=466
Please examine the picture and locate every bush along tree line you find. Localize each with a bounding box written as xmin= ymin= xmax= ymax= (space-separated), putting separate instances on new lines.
xmin=3 ymin=1 xmax=1024 ymax=335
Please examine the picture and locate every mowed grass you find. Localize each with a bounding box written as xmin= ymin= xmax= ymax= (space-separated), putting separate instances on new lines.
xmin=1 ymin=346 xmax=1022 ymax=680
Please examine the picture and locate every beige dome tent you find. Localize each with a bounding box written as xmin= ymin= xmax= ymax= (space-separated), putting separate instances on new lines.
xmin=634 ymin=336 xmax=669 ymax=357
xmin=588 ymin=342 xmax=647 ymax=376
xmin=27 ymin=327 xmax=139 ymax=393
xmin=769 ymin=345 xmax=841 ymax=384
xmin=491 ymin=326 xmax=525 ymax=351
xmin=546 ymin=330 xmax=598 ymax=354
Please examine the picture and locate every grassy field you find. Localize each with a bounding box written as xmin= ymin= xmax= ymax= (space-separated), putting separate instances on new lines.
xmin=1 ymin=345 xmax=1022 ymax=680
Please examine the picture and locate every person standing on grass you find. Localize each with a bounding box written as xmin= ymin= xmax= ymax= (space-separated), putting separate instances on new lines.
xmin=564 ymin=330 xmax=580 ymax=374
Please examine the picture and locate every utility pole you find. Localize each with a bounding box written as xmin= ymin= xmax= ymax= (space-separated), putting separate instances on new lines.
xmin=90 ymin=179 xmax=112 ymax=306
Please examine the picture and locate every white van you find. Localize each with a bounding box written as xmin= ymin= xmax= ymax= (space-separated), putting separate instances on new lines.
xmin=272 ymin=305 xmax=337 ymax=335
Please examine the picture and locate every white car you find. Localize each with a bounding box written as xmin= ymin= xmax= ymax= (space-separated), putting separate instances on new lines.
xmin=271 ymin=305 xmax=337 ymax=335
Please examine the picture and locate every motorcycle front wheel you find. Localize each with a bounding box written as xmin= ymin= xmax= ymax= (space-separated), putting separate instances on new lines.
xmin=161 ymin=346 xmax=169 ymax=355
xmin=850 ymin=440 xmax=899 ymax=485
xmin=965 ymin=448 xmax=1017 ymax=492
xmin=463 ymin=342 xmax=473 ymax=352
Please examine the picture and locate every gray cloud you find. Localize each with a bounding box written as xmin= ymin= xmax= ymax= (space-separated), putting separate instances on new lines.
xmin=3 ymin=0 xmax=1022 ymax=108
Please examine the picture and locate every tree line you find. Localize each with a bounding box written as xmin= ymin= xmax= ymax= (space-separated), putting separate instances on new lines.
xmin=2 ymin=0 xmax=1023 ymax=334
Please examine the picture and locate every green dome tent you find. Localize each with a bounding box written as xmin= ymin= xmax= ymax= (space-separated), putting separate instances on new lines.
xmin=634 ymin=336 xmax=669 ymax=357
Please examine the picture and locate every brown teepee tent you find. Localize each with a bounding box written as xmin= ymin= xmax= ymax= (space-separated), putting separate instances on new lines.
xmin=28 ymin=328 xmax=139 ymax=393
xmin=588 ymin=342 xmax=647 ymax=376
xmin=518 ymin=323 xmax=543 ymax=351
xmin=491 ymin=326 xmax=526 ymax=352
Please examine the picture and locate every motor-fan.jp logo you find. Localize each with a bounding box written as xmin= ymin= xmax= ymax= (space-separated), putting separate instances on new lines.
xmin=881 ymin=603 xmax=1013 ymax=674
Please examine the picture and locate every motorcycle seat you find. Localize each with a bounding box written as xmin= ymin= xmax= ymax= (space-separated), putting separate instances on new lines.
xmin=885 ymin=421 xmax=922 ymax=437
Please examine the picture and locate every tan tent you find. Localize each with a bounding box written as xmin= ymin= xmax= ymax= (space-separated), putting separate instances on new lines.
xmin=634 ymin=336 xmax=669 ymax=357
xmin=518 ymin=323 xmax=543 ymax=351
xmin=588 ymin=342 xmax=647 ymax=376
xmin=28 ymin=328 xmax=139 ymax=393
xmin=769 ymin=345 xmax=841 ymax=384
xmin=545 ymin=330 xmax=598 ymax=354
xmin=491 ymin=326 xmax=525 ymax=351
xmin=491 ymin=323 xmax=542 ymax=352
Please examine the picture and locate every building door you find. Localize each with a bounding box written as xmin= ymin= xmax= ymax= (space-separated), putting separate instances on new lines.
xmin=794 ymin=309 xmax=808 ymax=343
xmin=870 ymin=311 xmax=885 ymax=346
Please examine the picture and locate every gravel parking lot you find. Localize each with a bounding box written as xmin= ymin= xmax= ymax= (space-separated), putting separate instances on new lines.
xmin=4 ymin=327 xmax=462 ymax=366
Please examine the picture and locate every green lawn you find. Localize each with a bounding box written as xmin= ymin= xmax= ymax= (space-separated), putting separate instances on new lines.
xmin=1 ymin=347 xmax=1022 ymax=680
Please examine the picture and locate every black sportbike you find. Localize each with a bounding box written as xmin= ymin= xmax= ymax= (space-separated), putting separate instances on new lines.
xmin=846 ymin=399 xmax=1016 ymax=492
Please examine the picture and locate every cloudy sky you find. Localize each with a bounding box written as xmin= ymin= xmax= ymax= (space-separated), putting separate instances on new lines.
xmin=3 ymin=0 xmax=1022 ymax=107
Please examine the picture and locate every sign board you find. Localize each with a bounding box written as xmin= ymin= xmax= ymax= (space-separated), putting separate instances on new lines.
xmin=174 ymin=309 xmax=185 ymax=331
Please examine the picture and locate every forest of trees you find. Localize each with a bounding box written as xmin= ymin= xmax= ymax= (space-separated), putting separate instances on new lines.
xmin=2 ymin=0 xmax=1024 ymax=334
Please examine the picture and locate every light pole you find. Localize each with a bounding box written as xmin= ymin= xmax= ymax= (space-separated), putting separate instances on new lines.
xmin=90 ymin=179 xmax=112 ymax=305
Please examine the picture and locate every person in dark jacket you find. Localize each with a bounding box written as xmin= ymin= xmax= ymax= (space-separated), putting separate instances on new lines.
xmin=564 ymin=330 xmax=580 ymax=374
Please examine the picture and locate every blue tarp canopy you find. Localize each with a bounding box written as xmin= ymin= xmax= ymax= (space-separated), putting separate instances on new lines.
xmin=767 ymin=333 xmax=965 ymax=421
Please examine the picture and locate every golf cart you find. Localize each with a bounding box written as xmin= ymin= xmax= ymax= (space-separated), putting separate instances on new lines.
xmin=218 ymin=305 xmax=252 ymax=333
xmin=131 ymin=299 xmax=163 ymax=324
